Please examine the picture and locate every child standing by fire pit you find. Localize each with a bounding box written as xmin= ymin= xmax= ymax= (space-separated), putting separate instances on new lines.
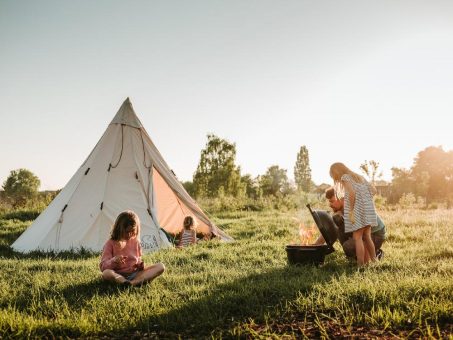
xmin=330 ymin=162 xmax=377 ymax=266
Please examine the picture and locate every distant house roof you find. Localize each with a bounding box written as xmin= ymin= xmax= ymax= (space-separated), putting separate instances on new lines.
xmin=314 ymin=183 xmax=331 ymax=194
xmin=374 ymin=180 xmax=390 ymax=186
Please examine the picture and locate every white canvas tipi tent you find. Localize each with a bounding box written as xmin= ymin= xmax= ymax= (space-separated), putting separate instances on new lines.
xmin=12 ymin=98 xmax=232 ymax=253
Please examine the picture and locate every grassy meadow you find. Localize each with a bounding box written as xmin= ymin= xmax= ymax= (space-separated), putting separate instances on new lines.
xmin=0 ymin=207 xmax=453 ymax=338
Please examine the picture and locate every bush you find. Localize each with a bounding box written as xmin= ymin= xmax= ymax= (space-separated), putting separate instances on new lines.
xmin=197 ymin=192 xmax=323 ymax=214
xmin=374 ymin=195 xmax=387 ymax=210
xmin=398 ymin=193 xmax=417 ymax=207
xmin=0 ymin=191 xmax=56 ymax=221
xmin=198 ymin=196 xmax=260 ymax=213
xmin=1 ymin=209 xmax=41 ymax=221
xmin=0 ymin=199 xmax=13 ymax=216
xmin=2 ymin=169 xmax=41 ymax=208
xmin=426 ymin=203 xmax=438 ymax=210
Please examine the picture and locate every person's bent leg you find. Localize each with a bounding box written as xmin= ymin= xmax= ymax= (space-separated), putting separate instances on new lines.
xmin=341 ymin=238 xmax=356 ymax=259
xmin=102 ymin=269 xmax=128 ymax=284
xmin=363 ymin=226 xmax=376 ymax=263
xmin=353 ymin=229 xmax=365 ymax=266
xmin=130 ymin=262 xmax=165 ymax=286
xmin=371 ymin=232 xmax=385 ymax=255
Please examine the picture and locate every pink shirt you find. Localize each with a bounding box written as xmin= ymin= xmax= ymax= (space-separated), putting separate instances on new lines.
xmin=99 ymin=238 xmax=142 ymax=274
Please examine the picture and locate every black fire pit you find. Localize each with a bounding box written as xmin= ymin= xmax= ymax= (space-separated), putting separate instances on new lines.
xmin=285 ymin=204 xmax=338 ymax=265
xmin=285 ymin=244 xmax=330 ymax=265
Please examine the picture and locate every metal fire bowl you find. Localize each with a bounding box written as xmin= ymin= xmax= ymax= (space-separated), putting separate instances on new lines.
xmin=285 ymin=244 xmax=329 ymax=265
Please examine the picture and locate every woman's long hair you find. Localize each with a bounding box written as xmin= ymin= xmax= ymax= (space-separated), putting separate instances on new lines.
xmin=329 ymin=162 xmax=365 ymax=195
xmin=110 ymin=210 xmax=140 ymax=241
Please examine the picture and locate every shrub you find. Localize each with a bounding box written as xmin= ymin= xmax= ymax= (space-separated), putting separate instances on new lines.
xmin=0 ymin=191 xmax=56 ymax=221
xmin=198 ymin=196 xmax=262 ymax=213
xmin=374 ymin=195 xmax=387 ymax=210
xmin=0 ymin=199 xmax=13 ymax=216
xmin=2 ymin=169 xmax=41 ymax=208
xmin=427 ymin=203 xmax=438 ymax=210
xmin=398 ymin=193 xmax=417 ymax=207
xmin=197 ymin=192 xmax=323 ymax=214
xmin=1 ymin=209 xmax=41 ymax=221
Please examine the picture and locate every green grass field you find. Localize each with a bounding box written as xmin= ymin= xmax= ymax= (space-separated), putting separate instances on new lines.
xmin=0 ymin=208 xmax=452 ymax=338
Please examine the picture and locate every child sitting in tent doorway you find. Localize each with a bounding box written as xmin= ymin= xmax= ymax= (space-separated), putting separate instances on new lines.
xmin=176 ymin=215 xmax=198 ymax=248
xmin=100 ymin=210 xmax=165 ymax=286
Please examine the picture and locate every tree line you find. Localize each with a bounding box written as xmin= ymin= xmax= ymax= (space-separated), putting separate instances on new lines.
xmin=185 ymin=135 xmax=453 ymax=207
xmin=185 ymin=134 xmax=312 ymax=200
xmin=389 ymin=146 xmax=453 ymax=205
xmin=2 ymin=137 xmax=452 ymax=210
xmin=0 ymin=136 xmax=313 ymax=210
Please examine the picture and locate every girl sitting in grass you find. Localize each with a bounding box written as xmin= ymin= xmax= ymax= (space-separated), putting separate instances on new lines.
xmin=100 ymin=210 xmax=165 ymax=286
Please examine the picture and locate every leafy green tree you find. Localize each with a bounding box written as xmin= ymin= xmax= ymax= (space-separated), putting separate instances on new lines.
xmin=360 ymin=160 xmax=382 ymax=185
xmin=241 ymin=174 xmax=261 ymax=199
xmin=2 ymin=169 xmax=41 ymax=207
xmin=182 ymin=181 xmax=195 ymax=197
xmin=414 ymin=171 xmax=430 ymax=202
xmin=389 ymin=146 xmax=453 ymax=204
xmin=389 ymin=167 xmax=415 ymax=204
xmin=193 ymin=134 xmax=243 ymax=198
xmin=411 ymin=146 xmax=450 ymax=203
xmin=259 ymin=165 xmax=292 ymax=196
xmin=294 ymin=146 xmax=312 ymax=192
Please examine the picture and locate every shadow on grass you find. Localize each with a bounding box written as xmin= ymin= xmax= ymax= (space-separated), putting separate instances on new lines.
xmin=60 ymin=279 xmax=131 ymax=305
xmin=1 ymin=279 xmax=133 ymax=339
xmin=1 ymin=244 xmax=355 ymax=338
xmin=6 ymin=257 xmax=352 ymax=338
xmin=10 ymin=278 xmax=130 ymax=317
xmin=128 ymin=262 xmax=355 ymax=338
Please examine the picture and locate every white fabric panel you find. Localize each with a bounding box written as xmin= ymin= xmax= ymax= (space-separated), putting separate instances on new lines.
xmin=50 ymin=125 xmax=120 ymax=250
xmin=103 ymin=128 xmax=164 ymax=252
xmin=104 ymin=166 xmax=162 ymax=252
xmin=79 ymin=211 xmax=111 ymax=250
xmin=11 ymin=124 xmax=119 ymax=252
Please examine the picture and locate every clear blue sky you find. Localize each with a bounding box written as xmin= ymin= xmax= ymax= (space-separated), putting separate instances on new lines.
xmin=1 ymin=0 xmax=453 ymax=190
